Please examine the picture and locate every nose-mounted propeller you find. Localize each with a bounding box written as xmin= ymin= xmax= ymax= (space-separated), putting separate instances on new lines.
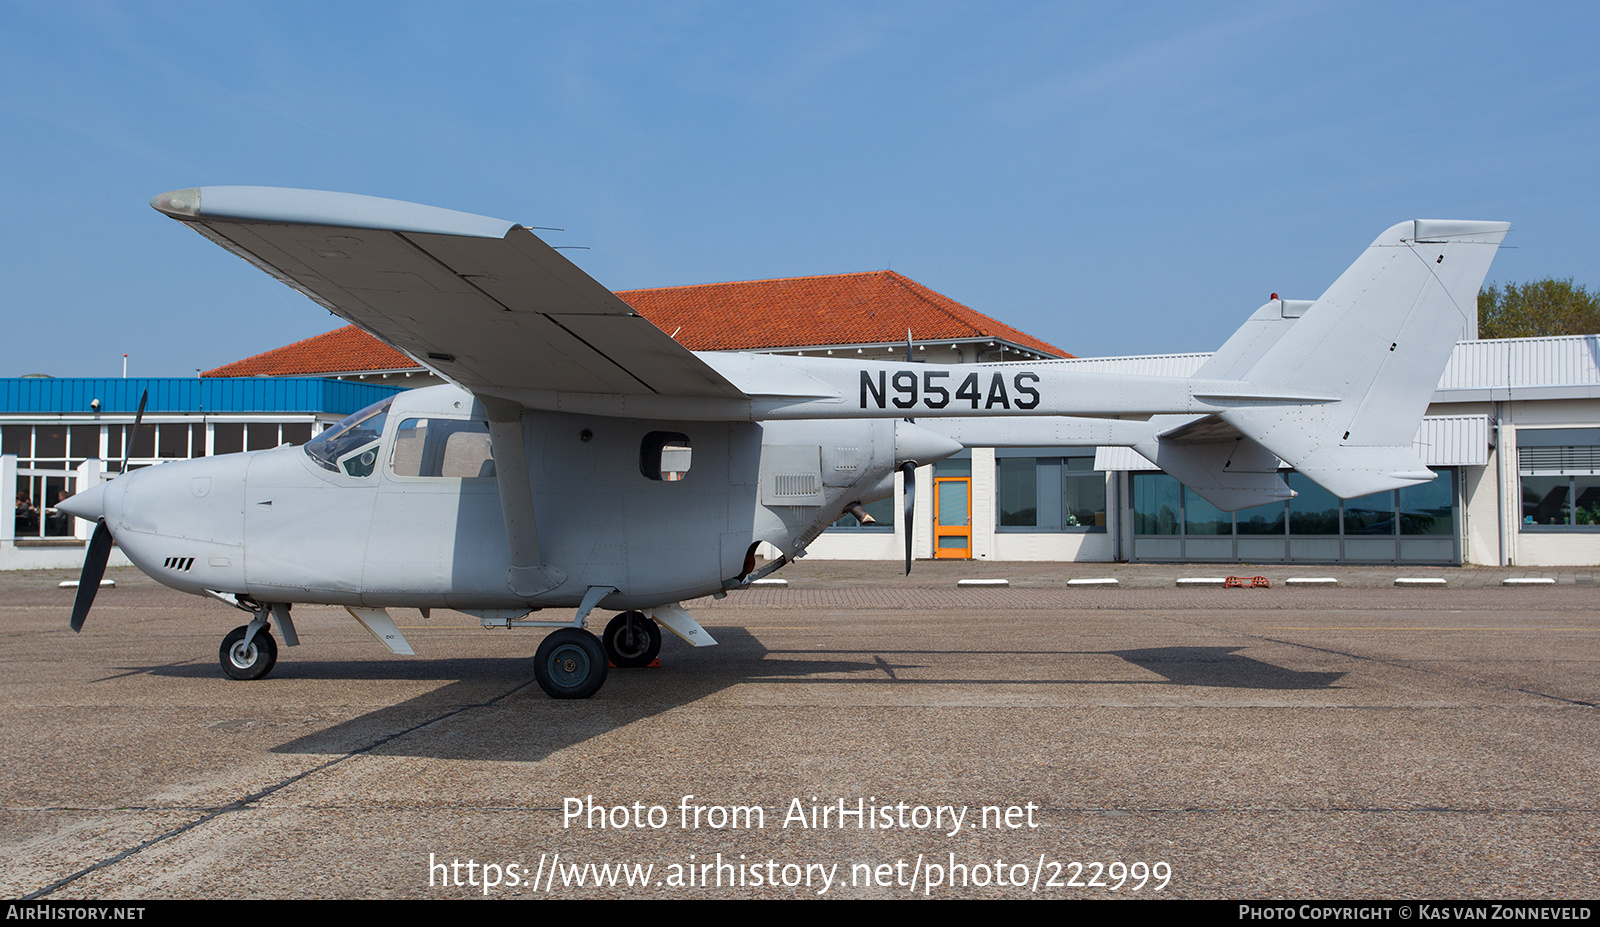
xmin=68 ymin=389 xmax=146 ymax=632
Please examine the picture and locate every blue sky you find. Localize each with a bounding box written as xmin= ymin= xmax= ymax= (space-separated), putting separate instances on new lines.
xmin=3 ymin=1 xmax=1596 ymax=376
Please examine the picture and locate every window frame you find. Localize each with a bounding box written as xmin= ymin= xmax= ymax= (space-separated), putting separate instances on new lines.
xmin=995 ymin=448 xmax=1107 ymax=534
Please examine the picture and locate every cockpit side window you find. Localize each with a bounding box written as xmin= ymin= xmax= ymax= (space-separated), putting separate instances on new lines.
xmin=305 ymin=398 xmax=393 ymax=476
xmin=391 ymin=418 xmax=495 ymax=479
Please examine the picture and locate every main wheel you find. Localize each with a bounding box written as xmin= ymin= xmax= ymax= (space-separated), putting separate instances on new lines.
xmin=220 ymin=625 xmax=278 ymax=680
xmin=602 ymin=611 xmax=662 ymax=668
xmin=534 ymin=628 xmax=608 ymax=699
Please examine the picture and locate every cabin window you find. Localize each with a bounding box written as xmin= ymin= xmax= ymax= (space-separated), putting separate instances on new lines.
xmin=390 ymin=418 xmax=495 ymax=479
xmin=641 ymin=432 xmax=692 ymax=482
xmin=304 ymin=398 xmax=392 ymax=476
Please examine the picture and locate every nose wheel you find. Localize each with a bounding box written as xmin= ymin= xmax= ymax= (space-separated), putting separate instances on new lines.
xmin=220 ymin=625 xmax=278 ymax=680
xmin=603 ymin=611 xmax=662 ymax=668
xmin=533 ymin=628 xmax=608 ymax=699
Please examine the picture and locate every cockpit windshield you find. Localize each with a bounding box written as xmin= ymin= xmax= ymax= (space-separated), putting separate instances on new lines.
xmin=304 ymin=398 xmax=393 ymax=475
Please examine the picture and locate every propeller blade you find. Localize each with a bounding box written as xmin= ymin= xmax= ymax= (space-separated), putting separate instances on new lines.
xmin=119 ymin=390 xmax=148 ymax=475
xmin=70 ymin=520 xmax=113 ymax=632
xmin=904 ymin=331 xmax=916 ymax=424
xmin=901 ymin=461 xmax=916 ymax=575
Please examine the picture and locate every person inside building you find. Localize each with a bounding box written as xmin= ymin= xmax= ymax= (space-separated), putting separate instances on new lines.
xmin=15 ymin=491 xmax=38 ymax=536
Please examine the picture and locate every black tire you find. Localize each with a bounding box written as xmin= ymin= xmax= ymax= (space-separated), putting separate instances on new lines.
xmin=220 ymin=625 xmax=278 ymax=680
xmin=533 ymin=628 xmax=608 ymax=699
xmin=602 ymin=611 xmax=662 ymax=668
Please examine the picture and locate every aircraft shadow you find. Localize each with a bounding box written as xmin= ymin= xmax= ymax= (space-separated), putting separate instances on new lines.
xmin=260 ymin=627 xmax=855 ymax=762
xmin=1108 ymin=646 xmax=1346 ymax=690
xmin=202 ymin=635 xmax=1349 ymax=763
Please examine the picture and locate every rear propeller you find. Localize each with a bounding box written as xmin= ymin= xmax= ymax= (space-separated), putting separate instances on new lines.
xmin=901 ymin=460 xmax=916 ymax=575
xmin=902 ymin=330 xmax=918 ymax=576
xmin=68 ymin=389 xmax=146 ymax=632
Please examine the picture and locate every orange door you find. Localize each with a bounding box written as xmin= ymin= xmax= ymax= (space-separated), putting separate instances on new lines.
xmin=933 ymin=476 xmax=972 ymax=559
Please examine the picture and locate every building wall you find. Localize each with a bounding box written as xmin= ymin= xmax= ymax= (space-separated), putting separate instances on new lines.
xmin=807 ymin=448 xmax=1117 ymax=563
xmin=1460 ymin=459 xmax=1500 ymax=565
xmin=1500 ymin=398 xmax=1600 ymax=566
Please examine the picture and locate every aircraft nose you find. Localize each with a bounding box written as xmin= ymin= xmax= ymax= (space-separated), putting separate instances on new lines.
xmin=57 ymin=481 xmax=108 ymax=521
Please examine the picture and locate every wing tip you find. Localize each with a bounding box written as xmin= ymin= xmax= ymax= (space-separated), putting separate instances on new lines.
xmin=148 ymin=186 xmax=519 ymax=239
xmin=151 ymin=188 xmax=201 ymax=218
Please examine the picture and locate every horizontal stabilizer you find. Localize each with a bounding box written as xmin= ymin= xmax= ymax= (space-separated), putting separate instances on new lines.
xmin=1134 ymin=415 xmax=1293 ymax=511
xmin=1285 ymin=446 xmax=1436 ymax=499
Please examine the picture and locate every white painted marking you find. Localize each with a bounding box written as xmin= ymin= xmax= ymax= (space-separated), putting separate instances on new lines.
xmin=58 ymin=580 xmax=115 ymax=588
xmin=751 ymin=578 xmax=788 ymax=586
xmin=1285 ymin=577 xmax=1338 ymax=585
xmin=1502 ymin=577 xmax=1556 ymax=585
xmin=1175 ymin=577 xmax=1227 ymax=586
xmin=1394 ymin=577 xmax=1447 ymax=585
xmin=1067 ymin=578 xmax=1119 ymax=585
xmin=957 ymin=578 xmax=1009 ymax=587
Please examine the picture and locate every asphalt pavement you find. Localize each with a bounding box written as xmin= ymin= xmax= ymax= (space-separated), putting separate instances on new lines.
xmin=2 ymin=561 xmax=1596 ymax=899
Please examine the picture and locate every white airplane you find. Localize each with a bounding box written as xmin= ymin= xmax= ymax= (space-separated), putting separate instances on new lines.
xmin=58 ymin=187 xmax=1508 ymax=698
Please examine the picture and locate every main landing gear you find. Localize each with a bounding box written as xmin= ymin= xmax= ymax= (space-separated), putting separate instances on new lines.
xmin=531 ymin=611 xmax=664 ymax=699
xmin=603 ymin=610 xmax=662 ymax=668
xmin=534 ymin=628 xmax=607 ymax=699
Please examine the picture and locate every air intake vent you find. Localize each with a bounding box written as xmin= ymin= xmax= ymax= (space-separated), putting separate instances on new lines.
xmin=773 ymin=473 xmax=820 ymax=497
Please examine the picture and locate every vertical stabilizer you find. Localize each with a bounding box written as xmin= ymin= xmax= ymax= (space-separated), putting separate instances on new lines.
xmin=1216 ymin=220 xmax=1508 ymax=497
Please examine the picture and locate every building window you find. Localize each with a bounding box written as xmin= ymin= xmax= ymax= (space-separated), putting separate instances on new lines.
xmin=1183 ymin=487 xmax=1231 ymax=536
xmin=1000 ymin=449 xmax=1105 ymax=532
xmin=1287 ymin=472 xmax=1340 ymax=535
xmin=829 ymin=496 xmax=895 ymax=530
xmin=1132 ymin=472 xmax=1180 ymax=535
xmin=1400 ymin=475 xmax=1456 ymax=535
xmin=4 ymin=424 xmax=85 ymax=539
xmin=1132 ymin=470 xmax=1457 ymax=539
xmin=1518 ymin=428 xmax=1600 ymax=530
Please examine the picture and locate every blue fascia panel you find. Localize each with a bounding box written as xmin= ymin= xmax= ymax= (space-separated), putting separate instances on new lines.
xmin=0 ymin=378 xmax=404 ymax=415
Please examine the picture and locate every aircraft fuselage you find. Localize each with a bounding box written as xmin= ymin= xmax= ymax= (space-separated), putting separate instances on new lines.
xmin=99 ymin=383 xmax=952 ymax=613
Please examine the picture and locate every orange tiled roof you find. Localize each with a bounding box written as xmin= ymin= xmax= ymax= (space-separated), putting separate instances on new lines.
xmin=620 ymin=271 xmax=1069 ymax=356
xmin=204 ymin=324 xmax=416 ymax=378
xmin=203 ymin=271 xmax=1068 ymax=377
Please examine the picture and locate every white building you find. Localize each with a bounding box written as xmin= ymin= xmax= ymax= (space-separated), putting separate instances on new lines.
xmin=814 ymin=335 xmax=1598 ymax=567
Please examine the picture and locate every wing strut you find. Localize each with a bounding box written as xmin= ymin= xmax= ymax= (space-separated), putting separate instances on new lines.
xmin=483 ymin=398 xmax=567 ymax=596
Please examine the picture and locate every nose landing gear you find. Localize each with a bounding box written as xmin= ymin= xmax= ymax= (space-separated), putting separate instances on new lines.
xmin=220 ymin=625 xmax=278 ymax=680
xmin=216 ymin=602 xmax=294 ymax=680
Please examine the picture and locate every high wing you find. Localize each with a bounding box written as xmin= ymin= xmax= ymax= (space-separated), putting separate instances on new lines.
xmin=154 ymin=186 xmax=765 ymax=598
xmin=155 ymin=188 xmax=1510 ymax=507
xmin=151 ymin=187 xmax=748 ymax=407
